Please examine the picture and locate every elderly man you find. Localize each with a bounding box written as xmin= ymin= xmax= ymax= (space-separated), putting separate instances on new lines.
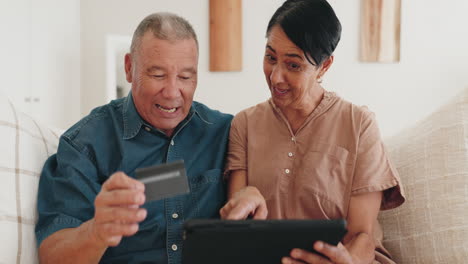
xmin=35 ymin=13 xmax=233 ymax=264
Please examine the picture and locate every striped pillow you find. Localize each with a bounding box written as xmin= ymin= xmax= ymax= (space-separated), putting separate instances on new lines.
xmin=0 ymin=95 xmax=60 ymax=264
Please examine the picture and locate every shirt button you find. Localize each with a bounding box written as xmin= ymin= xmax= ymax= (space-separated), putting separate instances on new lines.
xmin=144 ymin=127 xmax=151 ymax=132
xmin=172 ymin=213 xmax=179 ymax=219
xmin=171 ymin=244 xmax=178 ymax=251
xmin=285 ymin=169 xmax=290 ymax=174
xmin=170 ymin=140 xmax=175 ymax=146
xmin=288 ymin=152 xmax=293 ymax=157
xmin=291 ymin=137 xmax=295 ymax=141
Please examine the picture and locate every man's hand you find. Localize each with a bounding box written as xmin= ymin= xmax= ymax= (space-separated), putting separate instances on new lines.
xmin=220 ymin=186 xmax=268 ymax=220
xmin=282 ymin=242 xmax=355 ymax=264
xmin=90 ymin=172 xmax=147 ymax=247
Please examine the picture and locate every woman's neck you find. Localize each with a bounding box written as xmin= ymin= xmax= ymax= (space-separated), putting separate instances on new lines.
xmin=282 ymin=87 xmax=325 ymax=134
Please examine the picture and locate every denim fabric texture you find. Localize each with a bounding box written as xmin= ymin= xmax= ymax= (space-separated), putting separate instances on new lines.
xmin=35 ymin=93 xmax=232 ymax=264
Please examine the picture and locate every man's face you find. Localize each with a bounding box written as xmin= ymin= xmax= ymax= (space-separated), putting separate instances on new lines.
xmin=125 ymin=31 xmax=198 ymax=136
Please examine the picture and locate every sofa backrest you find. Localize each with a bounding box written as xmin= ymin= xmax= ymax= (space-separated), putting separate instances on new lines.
xmin=379 ymin=87 xmax=468 ymax=263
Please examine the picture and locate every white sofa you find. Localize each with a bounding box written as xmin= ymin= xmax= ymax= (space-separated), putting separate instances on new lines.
xmin=378 ymin=87 xmax=468 ymax=263
xmin=1 ymin=88 xmax=467 ymax=263
xmin=0 ymin=96 xmax=60 ymax=263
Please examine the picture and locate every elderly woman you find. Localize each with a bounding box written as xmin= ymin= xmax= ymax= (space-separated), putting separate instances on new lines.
xmin=220 ymin=0 xmax=405 ymax=263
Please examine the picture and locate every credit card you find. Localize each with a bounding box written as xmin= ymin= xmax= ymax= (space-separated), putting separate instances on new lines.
xmin=135 ymin=160 xmax=190 ymax=202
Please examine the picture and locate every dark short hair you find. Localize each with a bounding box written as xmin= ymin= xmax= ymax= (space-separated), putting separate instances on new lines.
xmin=267 ymin=0 xmax=342 ymax=66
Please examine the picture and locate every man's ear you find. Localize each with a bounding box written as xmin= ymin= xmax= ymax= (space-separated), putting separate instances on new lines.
xmin=124 ymin=53 xmax=133 ymax=83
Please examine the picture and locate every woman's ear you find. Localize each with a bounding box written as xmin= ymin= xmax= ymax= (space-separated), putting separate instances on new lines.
xmin=318 ymin=55 xmax=334 ymax=78
xmin=124 ymin=53 xmax=133 ymax=83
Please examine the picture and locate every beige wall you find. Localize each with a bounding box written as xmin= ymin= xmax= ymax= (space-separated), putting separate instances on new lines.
xmin=81 ymin=0 xmax=468 ymax=137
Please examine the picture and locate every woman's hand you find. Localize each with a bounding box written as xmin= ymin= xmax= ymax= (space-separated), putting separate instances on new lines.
xmin=282 ymin=242 xmax=355 ymax=264
xmin=219 ymin=186 xmax=268 ymax=220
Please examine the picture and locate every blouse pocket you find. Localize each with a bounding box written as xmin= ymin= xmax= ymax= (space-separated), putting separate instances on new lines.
xmin=308 ymin=142 xmax=350 ymax=165
xmin=299 ymin=142 xmax=351 ymax=210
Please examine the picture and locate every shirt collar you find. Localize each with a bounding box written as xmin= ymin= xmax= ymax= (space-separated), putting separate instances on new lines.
xmin=122 ymin=93 xmax=200 ymax=140
xmin=123 ymin=92 xmax=145 ymax=140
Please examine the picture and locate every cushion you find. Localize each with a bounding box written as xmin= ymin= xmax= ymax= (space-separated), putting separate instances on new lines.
xmin=379 ymin=87 xmax=468 ymax=263
xmin=0 ymin=95 xmax=60 ymax=263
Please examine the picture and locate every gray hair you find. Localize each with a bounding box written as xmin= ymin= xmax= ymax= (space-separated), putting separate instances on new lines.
xmin=130 ymin=12 xmax=198 ymax=54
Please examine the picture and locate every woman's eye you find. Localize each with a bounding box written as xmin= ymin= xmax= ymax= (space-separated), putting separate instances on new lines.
xmin=152 ymin=75 xmax=164 ymax=78
xmin=178 ymin=75 xmax=191 ymax=80
xmin=288 ymin=63 xmax=301 ymax=71
xmin=265 ymin=54 xmax=276 ymax=63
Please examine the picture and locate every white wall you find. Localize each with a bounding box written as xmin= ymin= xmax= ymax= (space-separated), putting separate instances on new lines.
xmin=81 ymin=0 xmax=468 ymax=137
xmin=0 ymin=0 xmax=30 ymax=111
xmin=328 ymin=0 xmax=468 ymax=137
xmin=0 ymin=0 xmax=80 ymax=129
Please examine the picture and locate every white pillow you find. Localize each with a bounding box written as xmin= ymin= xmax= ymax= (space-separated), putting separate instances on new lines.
xmin=0 ymin=95 xmax=60 ymax=264
xmin=379 ymin=87 xmax=468 ymax=263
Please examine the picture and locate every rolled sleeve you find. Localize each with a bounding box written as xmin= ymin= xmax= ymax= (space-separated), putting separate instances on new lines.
xmin=35 ymin=214 xmax=82 ymax=247
xmin=224 ymin=112 xmax=248 ymax=177
xmin=351 ymin=111 xmax=405 ymax=210
xmin=35 ymin=135 xmax=101 ymax=247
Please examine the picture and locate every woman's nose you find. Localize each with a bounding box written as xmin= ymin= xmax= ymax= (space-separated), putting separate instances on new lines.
xmin=270 ymin=65 xmax=285 ymax=85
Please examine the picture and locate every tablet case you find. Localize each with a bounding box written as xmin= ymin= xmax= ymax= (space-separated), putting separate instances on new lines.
xmin=182 ymin=219 xmax=347 ymax=264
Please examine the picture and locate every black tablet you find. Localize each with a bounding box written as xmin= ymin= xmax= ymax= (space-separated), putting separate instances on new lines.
xmin=181 ymin=219 xmax=347 ymax=264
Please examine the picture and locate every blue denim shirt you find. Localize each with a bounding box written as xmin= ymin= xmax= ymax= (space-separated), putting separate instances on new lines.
xmin=35 ymin=94 xmax=233 ymax=264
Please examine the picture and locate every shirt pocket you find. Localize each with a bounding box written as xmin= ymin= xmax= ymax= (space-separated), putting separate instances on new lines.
xmin=189 ymin=168 xmax=226 ymax=218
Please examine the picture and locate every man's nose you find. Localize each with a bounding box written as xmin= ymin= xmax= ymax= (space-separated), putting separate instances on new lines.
xmin=162 ymin=77 xmax=181 ymax=99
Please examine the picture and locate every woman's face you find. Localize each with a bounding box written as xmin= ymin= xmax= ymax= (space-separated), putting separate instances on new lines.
xmin=263 ymin=25 xmax=332 ymax=113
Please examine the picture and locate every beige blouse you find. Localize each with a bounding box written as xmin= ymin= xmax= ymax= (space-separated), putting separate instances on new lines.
xmin=226 ymin=91 xmax=405 ymax=263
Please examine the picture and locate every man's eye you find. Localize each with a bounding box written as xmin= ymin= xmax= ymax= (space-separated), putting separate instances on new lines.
xmin=179 ymin=76 xmax=191 ymax=80
xmin=152 ymin=75 xmax=165 ymax=78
